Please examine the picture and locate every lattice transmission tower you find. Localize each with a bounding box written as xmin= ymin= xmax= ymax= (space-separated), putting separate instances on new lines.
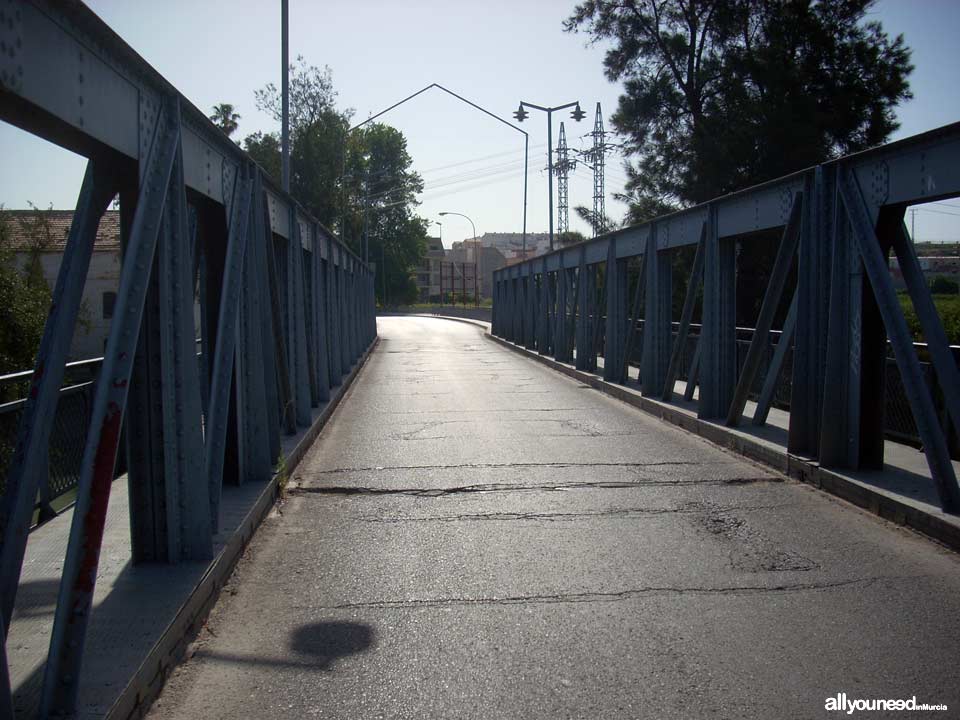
xmin=555 ymin=122 xmax=577 ymax=234
xmin=579 ymin=103 xmax=617 ymax=237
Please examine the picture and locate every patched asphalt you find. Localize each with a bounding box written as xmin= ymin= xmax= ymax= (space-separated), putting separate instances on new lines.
xmin=148 ymin=316 xmax=960 ymax=720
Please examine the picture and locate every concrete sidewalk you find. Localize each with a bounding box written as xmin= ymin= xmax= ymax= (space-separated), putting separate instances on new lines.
xmin=147 ymin=316 xmax=960 ymax=719
xmin=8 ymin=340 xmax=376 ymax=720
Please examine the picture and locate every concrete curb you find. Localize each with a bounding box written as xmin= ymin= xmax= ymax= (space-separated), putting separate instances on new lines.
xmin=110 ymin=336 xmax=380 ymax=720
xmin=486 ymin=332 xmax=960 ymax=553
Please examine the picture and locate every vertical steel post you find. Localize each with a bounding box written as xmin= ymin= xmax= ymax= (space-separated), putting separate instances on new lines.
xmin=603 ymin=238 xmax=626 ymax=383
xmin=662 ymin=224 xmax=705 ymax=400
xmin=251 ymin=179 xmax=281 ymax=460
xmin=819 ymin=174 xmax=862 ymax=468
xmin=41 ymin=100 xmax=182 ymax=717
xmin=204 ymin=172 xmax=252 ymax=528
xmin=575 ymin=250 xmax=589 ymax=370
xmin=641 ymin=225 xmax=672 ymax=396
xmin=313 ymin=229 xmax=331 ymax=403
xmin=839 ymin=168 xmax=960 ymax=512
xmin=790 ymin=168 xmax=830 ymax=455
xmin=539 ymin=259 xmax=550 ymax=355
xmin=622 ymin=247 xmax=648 ymax=384
xmin=555 ymin=256 xmax=569 ymax=362
xmin=699 ymin=204 xmax=736 ymax=418
xmin=327 ymin=234 xmax=341 ymax=386
xmin=235 ymin=178 xmax=272 ymax=486
xmin=290 ymin=218 xmax=311 ymax=426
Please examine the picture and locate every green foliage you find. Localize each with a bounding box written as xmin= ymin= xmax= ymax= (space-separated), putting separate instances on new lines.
xmin=899 ymin=292 xmax=960 ymax=345
xmin=557 ymin=230 xmax=587 ymax=247
xmin=245 ymin=60 xmax=426 ymax=307
xmin=209 ymin=103 xmax=241 ymax=138
xmin=0 ymin=207 xmax=54 ymax=383
xmin=566 ymin=0 xmax=913 ymax=218
xmin=244 ymin=131 xmax=282 ymax=183
xmin=930 ymin=275 xmax=959 ymax=295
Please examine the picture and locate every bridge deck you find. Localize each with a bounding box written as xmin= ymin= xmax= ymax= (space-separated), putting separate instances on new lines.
xmin=147 ymin=316 xmax=960 ymax=719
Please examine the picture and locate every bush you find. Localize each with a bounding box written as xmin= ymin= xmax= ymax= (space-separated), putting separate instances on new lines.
xmin=930 ymin=276 xmax=959 ymax=295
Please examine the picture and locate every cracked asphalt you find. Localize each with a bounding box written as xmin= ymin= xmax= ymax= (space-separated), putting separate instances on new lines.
xmin=149 ymin=316 xmax=960 ymax=719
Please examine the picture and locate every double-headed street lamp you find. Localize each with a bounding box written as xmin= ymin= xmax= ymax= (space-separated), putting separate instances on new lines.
xmin=513 ymin=100 xmax=586 ymax=252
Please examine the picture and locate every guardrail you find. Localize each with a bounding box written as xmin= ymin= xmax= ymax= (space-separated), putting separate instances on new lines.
xmin=0 ymin=1 xmax=377 ymax=715
xmin=493 ymin=121 xmax=960 ymax=518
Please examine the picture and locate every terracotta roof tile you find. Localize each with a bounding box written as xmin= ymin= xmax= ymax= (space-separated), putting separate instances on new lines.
xmin=0 ymin=209 xmax=121 ymax=251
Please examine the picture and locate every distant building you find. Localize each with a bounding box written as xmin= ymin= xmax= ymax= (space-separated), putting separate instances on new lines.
xmin=2 ymin=209 xmax=122 ymax=361
xmin=414 ymin=236 xmax=445 ymax=302
xmin=471 ymin=232 xmax=551 ymax=261
xmin=889 ymin=255 xmax=960 ymax=290
xmin=448 ymin=240 xmax=507 ymax=299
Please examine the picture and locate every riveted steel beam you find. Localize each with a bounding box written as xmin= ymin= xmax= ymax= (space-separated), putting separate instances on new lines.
xmin=727 ymin=193 xmax=803 ymax=426
xmin=40 ymin=98 xmax=181 ymax=717
xmin=699 ymin=205 xmax=736 ymax=419
xmin=0 ymin=160 xmax=116 ymax=632
xmin=838 ymin=168 xmax=960 ymax=512
xmin=603 ymin=238 xmax=627 ymax=384
xmin=641 ymin=226 xmax=672 ymax=395
xmin=662 ymin=224 xmax=705 ymax=400
xmin=754 ymin=292 xmax=798 ymax=426
xmin=204 ymin=171 xmax=252 ymax=530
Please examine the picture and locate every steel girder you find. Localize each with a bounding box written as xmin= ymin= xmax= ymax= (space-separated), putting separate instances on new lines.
xmin=492 ymin=118 xmax=960 ymax=515
xmin=0 ymin=3 xmax=377 ymax=712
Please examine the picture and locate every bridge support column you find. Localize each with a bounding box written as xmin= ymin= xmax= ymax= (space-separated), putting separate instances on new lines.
xmin=554 ymin=259 xmax=570 ymax=363
xmin=699 ymin=205 xmax=736 ymax=419
xmin=603 ymin=238 xmax=627 ymax=383
xmin=642 ymin=225 xmax=672 ymax=395
xmin=538 ymin=259 xmax=550 ymax=355
xmin=662 ymin=224 xmax=705 ymax=400
xmin=790 ymin=168 xmax=831 ymax=455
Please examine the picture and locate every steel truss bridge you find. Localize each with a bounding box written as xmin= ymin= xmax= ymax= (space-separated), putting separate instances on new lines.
xmin=0 ymin=0 xmax=959 ymax=717
xmin=492 ymin=123 xmax=960 ymax=515
xmin=0 ymin=1 xmax=375 ymax=715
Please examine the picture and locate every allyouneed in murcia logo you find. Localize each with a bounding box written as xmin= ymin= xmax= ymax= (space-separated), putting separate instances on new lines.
xmin=825 ymin=692 xmax=948 ymax=714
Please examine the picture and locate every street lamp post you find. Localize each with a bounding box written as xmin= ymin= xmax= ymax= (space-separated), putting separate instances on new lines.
xmin=512 ymin=100 xmax=586 ymax=253
xmin=440 ymin=211 xmax=478 ymax=306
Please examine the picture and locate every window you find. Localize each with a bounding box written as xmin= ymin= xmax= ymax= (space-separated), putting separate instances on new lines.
xmin=102 ymin=291 xmax=117 ymax=319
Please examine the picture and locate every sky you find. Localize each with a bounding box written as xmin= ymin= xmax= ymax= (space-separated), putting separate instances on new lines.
xmin=1 ymin=0 xmax=959 ymax=246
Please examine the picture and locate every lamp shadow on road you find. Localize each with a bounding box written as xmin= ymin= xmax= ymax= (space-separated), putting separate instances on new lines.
xmin=191 ymin=620 xmax=376 ymax=672
xmin=289 ymin=620 xmax=375 ymax=670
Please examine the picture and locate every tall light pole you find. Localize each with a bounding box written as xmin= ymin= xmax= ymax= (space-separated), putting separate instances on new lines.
xmin=280 ymin=0 xmax=290 ymax=192
xmin=440 ymin=211 xmax=478 ymax=305
xmin=439 ymin=211 xmax=476 ymax=244
xmin=513 ymin=100 xmax=586 ymax=253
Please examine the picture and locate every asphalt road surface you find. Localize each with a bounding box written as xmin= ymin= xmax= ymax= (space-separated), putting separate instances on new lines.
xmin=148 ymin=316 xmax=960 ymax=719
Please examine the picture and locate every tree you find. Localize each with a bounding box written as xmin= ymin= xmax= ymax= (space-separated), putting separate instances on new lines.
xmin=255 ymin=56 xmax=339 ymax=133
xmin=209 ymin=103 xmax=241 ymax=138
xmin=243 ymin=131 xmax=282 ymax=182
xmin=244 ymin=59 xmax=427 ymax=304
xmin=565 ymin=0 xmax=913 ymax=219
xmin=0 ymin=206 xmax=53 ymax=383
xmin=557 ymin=230 xmax=588 ymax=247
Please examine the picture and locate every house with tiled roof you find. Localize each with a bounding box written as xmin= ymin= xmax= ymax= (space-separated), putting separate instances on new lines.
xmin=1 ymin=209 xmax=122 ymax=361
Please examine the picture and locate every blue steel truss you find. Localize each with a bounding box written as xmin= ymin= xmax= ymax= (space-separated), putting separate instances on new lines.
xmin=0 ymin=2 xmax=377 ymax=715
xmin=493 ymin=123 xmax=960 ymax=517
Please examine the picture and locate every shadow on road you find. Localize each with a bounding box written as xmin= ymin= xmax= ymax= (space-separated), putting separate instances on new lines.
xmin=289 ymin=621 xmax=375 ymax=669
xmin=192 ymin=620 xmax=376 ymax=672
